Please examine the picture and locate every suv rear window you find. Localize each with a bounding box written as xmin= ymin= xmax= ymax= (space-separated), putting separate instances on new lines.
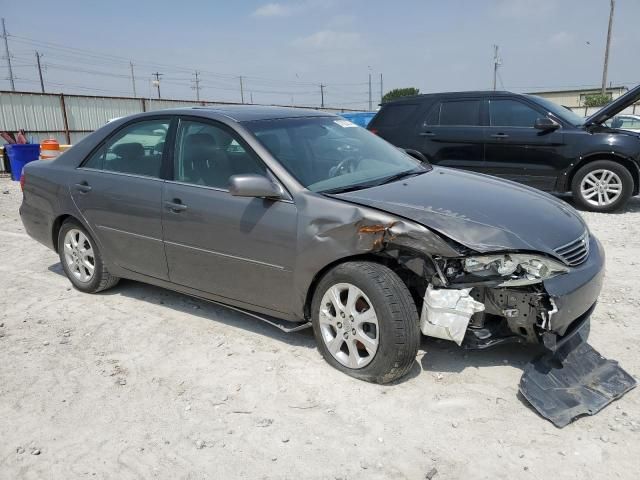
xmin=439 ymin=100 xmax=481 ymax=126
xmin=374 ymin=104 xmax=418 ymax=126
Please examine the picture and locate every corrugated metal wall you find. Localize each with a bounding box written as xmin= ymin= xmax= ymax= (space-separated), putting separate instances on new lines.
xmin=1 ymin=90 xmax=361 ymax=144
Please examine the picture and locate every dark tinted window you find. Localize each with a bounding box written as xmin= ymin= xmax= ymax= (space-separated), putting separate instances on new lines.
xmin=174 ymin=120 xmax=265 ymax=189
xmin=375 ymin=104 xmax=418 ymax=126
xmin=490 ymin=99 xmax=541 ymax=127
xmin=423 ymin=104 xmax=440 ymax=125
xmin=440 ymin=100 xmax=481 ymax=126
xmin=84 ymin=119 xmax=168 ymax=177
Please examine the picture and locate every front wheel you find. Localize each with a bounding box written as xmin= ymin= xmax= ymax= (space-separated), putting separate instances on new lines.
xmin=311 ymin=261 xmax=420 ymax=384
xmin=571 ymin=160 xmax=633 ymax=212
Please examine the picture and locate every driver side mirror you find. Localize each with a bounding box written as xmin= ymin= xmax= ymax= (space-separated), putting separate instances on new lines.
xmin=534 ymin=117 xmax=559 ymax=130
xmin=229 ymin=174 xmax=283 ymax=199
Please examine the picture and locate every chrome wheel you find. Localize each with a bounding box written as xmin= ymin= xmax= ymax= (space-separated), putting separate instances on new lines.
xmin=63 ymin=229 xmax=95 ymax=283
xmin=318 ymin=283 xmax=379 ymax=369
xmin=580 ymin=169 xmax=623 ymax=207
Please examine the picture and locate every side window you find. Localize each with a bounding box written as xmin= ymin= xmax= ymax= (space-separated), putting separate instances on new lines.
xmin=375 ymin=104 xmax=418 ymax=126
xmin=174 ymin=120 xmax=266 ymax=189
xmin=490 ymin=99 xmax=542 ymax=127
xmin=83 ymin=119 xmax=169 ymax=177
xmin=439 ymin=100 xmax=481 ymax=126
xmin=423 ymin=103 xmax=440 ymax=126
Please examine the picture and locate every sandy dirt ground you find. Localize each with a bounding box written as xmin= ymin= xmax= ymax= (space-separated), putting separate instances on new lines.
xmin=0 ymin=176 xmax=639 ymax=480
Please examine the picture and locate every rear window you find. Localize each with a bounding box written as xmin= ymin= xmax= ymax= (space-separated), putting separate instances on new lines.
xmin=374 ymin=104 xmax=418 ymax=126
xmin=439 ymin=100 xmax=481 ymax=126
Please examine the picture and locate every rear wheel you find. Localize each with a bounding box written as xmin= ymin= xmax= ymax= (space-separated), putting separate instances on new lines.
xmin=311 ymin=261 xmax=420 ymax=384
xmin=58 ymin=219 xmax=119 ymax=293
xmin=571 ymin=160 xmax=633 ymax=212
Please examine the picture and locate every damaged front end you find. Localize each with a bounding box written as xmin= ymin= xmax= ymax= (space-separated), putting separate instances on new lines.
xmin=371 ymin=223 xmax=636 ymax=427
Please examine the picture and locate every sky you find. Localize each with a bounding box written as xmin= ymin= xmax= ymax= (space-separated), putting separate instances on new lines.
xmin=1 ymin=0 xmax=639 ymax=110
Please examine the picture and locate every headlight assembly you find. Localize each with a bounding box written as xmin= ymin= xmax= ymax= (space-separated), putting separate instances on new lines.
xmin=460 ymin=254 xmax=569 ymax=286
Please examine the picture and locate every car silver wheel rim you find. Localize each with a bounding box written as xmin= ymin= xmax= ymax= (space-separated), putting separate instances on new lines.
xmin=319 ymin=283 xmax=379 ymax=369
xmin=63 ymin=229 xmax=96 ymax=283
xmin=580 ymin=169 xmax=623 ymax=207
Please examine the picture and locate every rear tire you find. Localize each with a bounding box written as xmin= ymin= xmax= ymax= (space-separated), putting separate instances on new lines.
xmin=571 ymin=160 xmax=633 ymax=212
xmin=58 ymin=219 xmax=119 ymax=293
xmin=311 ymin=261 xmax=420 ymax=384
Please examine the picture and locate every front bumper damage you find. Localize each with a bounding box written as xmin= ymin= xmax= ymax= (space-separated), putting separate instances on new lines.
xmin=419 ymin=235 xmax=636 ymax=427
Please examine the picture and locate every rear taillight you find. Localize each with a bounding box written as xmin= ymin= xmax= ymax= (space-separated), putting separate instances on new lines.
xmin=20 ymin=174 xmax=25 ymax=191
xmin=369 ymin=128 xmax=379 ymax=135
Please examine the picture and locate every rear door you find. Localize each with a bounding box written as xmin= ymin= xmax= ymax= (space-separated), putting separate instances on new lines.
xmin=483 ymin=97 xmax=565 ymax=190
xmin=71 ymin=117 xmax=171 ymax=280
xmin=418 ymin=98 xmax=485 ymax=170
xmin=161 ymin=117 xmax=297 ymax=314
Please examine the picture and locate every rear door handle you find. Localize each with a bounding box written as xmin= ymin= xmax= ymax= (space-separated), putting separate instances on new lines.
xmin=74 ymin=182 xmax=92 ymax=193
xmin=420 ymin=131 xmax=436 ymax=137
xmin=491 ymin=133 xmax=509 ymax=139
xmin=164 ymin=200 xmax=188 ymax=213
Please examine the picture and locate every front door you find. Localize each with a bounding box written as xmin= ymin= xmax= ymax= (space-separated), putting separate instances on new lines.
xmin=483 ymin=97 xmax=565 ymax=191
xmin=161 ymin=118 xmax=297 ymax=314
xmin=71 ymin=117 xmax=171 ymax=280
xmin=418 ymin=98 xmax=485 ymax=171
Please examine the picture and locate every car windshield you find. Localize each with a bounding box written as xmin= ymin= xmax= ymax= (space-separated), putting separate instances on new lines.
xmin=244 ymin=117 xmax=429 ymax=193
xmin=525 ymin=95 xmax=585 ymax=127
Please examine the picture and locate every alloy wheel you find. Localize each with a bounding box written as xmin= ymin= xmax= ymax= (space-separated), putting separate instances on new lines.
xmin=580 ymin=169 xmax=623 ymax=207
xmin=63 ymin=229 xmax=96 ymax=283
xmin=318 ymin=283 xmax=379 ymax=369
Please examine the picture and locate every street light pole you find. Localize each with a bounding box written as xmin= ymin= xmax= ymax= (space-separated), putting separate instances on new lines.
xmin=601 ymin=0 xmax=615 ymax=95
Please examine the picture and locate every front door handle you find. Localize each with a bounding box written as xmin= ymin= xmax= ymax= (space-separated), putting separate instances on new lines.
xmin=420 ymin=131 xmax=436 ymax=137
xmin=74 ymin=182 xmax=92 ymax=193
xmin=491 ymin=133 xmax=509 ymax=139
xmin=164 ymin=200 xmax=188 ymax=213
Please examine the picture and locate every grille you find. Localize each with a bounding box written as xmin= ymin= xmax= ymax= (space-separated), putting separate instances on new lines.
xmin=554 ymin=232 xmax=590 ymax=266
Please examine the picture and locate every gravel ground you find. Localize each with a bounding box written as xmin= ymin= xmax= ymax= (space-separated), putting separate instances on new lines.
xmin=0 ymin=176 xmax=639 ymax=480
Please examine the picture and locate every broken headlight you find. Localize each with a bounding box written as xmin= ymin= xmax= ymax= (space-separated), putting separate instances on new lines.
xmin=460 ymin=254 xmax=569 ymax=286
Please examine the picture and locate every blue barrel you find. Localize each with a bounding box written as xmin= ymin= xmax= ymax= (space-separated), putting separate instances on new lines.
xmin=6 ymin=144 xmax=40 ymax=181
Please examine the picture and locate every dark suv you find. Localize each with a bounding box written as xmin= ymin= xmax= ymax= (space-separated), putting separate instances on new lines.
xmin=368 ymin=86 xmax=640 ymax=212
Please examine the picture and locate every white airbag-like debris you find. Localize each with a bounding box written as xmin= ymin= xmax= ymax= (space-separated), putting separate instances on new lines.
xmin=420 ymin=286 xmax=485 ymax=345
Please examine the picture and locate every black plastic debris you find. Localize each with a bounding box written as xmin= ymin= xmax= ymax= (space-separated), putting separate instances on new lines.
xmin=520 ymin=336 xmax=636 ymax=428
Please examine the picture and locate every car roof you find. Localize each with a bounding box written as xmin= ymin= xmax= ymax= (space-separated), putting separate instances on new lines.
xmin=175 ymin=105 xmax=335 ymax=122
xmin=383 ymin=90 xmax=514 ymax=105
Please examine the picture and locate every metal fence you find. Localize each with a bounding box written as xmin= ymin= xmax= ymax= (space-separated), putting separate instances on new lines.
xmin=0 ymin=91 xmax=363 ymax=144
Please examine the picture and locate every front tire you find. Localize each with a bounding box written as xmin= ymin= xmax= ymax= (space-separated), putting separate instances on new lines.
xmin=58 ymin=219 xmax=119 ymax=293
xmin=571 ymin=160 xmax=633 ymax=212
xmin=311 ymin=261 xmax=420 ymax=384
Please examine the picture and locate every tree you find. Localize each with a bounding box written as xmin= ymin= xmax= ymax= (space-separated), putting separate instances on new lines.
xmin=584 ymin=93 xmax=612 ymax=107
xmin=382 ymin=87 xmax=420 ymax=103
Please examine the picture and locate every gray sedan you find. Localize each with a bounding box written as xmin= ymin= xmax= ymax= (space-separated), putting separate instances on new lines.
xmin=19 ymin=106 xmax=634 ymax=425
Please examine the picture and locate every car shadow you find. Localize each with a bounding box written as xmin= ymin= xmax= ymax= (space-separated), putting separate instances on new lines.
xmin=557 ymin=192 xmax=640 ymax=214
xmin=48 ymin=261 xmax=543 ymax=387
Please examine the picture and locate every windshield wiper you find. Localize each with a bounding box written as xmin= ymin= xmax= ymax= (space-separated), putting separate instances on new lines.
xmin=375 ymin=169 xmax=426 ymax=186
xmin=320 ymin=183 xmax=375 ymax=194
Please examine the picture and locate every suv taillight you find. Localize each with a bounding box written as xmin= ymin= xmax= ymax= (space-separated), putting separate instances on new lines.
xmin=20 ymin=173 xmax=25 ymax=191
xmin=369 ymin=128 xmax=379 ymax=135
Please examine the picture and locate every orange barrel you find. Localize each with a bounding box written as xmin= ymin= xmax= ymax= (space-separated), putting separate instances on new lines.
xmin=40 ymin=139 xmax=61 ymax=160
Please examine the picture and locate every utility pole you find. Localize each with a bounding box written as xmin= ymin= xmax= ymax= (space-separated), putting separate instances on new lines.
xmin=152 ymin=72 xmax=162 ymax=99
xmin=380 ymin=73 xmax=383 ymax=105
xmin=35 ymin=51 xmax=45 ymax=93
xmin=130 ymin=62 xmax=137 ymax=97
xmin=1 ymin=18 xmax=15 ymax=91
xmin=192 ymin=71 xmax=201 ymax=101
xmin=239 ymin=76 xmax=244 ymax=103
xmin=492 ymin=44 xmax=501 ymax=91
xmin=601 ymin=0 xmax=615 ymax=95
xmin=320 ymin=84 xmax=325 ymax=108
xmin=368 ymin=73 xmax=372 ymax=110
xmin=250 ymin=92 xmax=253 ymax=104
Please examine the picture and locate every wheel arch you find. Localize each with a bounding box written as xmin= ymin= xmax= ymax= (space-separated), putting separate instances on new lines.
xmin=302 ymin=250 xmax=430 ymax=321
xmin=567 ymin=153 xmax=640 ymax=195
xmin=51 ymin=213 xmax=94 ymax=254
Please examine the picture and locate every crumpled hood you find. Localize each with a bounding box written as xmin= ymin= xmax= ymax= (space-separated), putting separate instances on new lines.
xmin=334 ymin=167 xmax=587 ymax=256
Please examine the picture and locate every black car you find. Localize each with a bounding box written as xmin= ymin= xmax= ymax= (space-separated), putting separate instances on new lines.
xmin=368 ymin=85 xmax=640 ymax=212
